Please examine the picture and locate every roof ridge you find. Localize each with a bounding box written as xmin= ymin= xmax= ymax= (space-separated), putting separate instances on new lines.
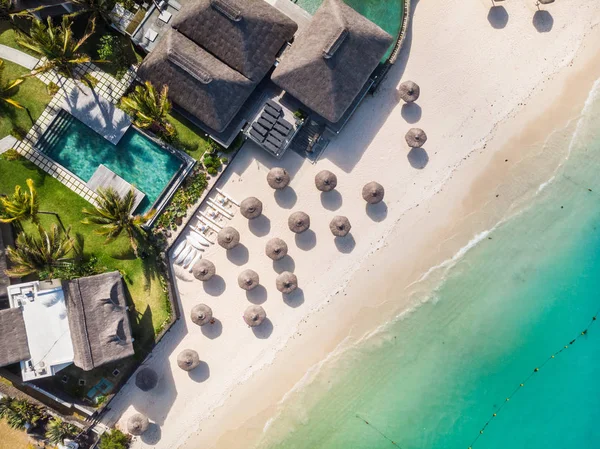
xmin=73 ymin=278 xmax=95 ymax=370
xmin=210 ymin=0 xmax=242 ymax=22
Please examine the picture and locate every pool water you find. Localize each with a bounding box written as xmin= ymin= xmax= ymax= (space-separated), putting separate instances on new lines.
xmin=38 ymin=112 xmax=182 ymax=213
xmin=294 ymin=0 xmax=404 ymax=60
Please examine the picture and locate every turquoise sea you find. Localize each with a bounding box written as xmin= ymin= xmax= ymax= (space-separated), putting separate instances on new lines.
xmin=257 ymin=80 xmax=600 ymax=449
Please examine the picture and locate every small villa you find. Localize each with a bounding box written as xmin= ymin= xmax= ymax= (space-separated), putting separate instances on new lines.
xmin=0 ymin=272 xmax=134 ymax=382
xmin=137 ymin=0 xmax=393 ymax=156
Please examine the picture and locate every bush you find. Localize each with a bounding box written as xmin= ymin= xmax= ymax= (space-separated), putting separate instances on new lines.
xmin=99 ymin=429 xmax=131 ymax=449
xmin=206 ymin=167 xmax=218 ymax=176
xmin=1 ymin=149 xmax=22 ymax=161
xmin=47 ymin=82 xmax=59 ymax=95
xmin=156 ymin=170 xmax=208 ymax=230
xmin=97 ymin=35 xmax=124 ymax=62
xmin=202 ymin=153 xmax=222 ymax=173
xmin=39 ymin=255 xmax=105 ymax=281
xmin=293 ymin=109 xmax=308 ymax=120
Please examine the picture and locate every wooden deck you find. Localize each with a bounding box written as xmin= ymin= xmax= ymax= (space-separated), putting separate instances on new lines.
xmin=86 ymin=165 xmax=145 ymax=212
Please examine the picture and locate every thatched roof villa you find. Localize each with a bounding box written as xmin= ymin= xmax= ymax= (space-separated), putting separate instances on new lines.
xmin=136 ymin=0 xmax=393 ymax=154
xmin=0 ymin=272 xmax=134 ymax=381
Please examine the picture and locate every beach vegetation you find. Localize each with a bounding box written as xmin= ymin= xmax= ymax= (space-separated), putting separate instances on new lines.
xmin=81 ymin=187 xmax=155 ymax=257
xmin=0 ymin=396 xmax=45 ymax=430
xmin=120 ymin=81 xmax=176 ymax=139
xmin=16 ymin=16 xmax=98 ymax=81
xmin=45 ymin=417 xmax=78 ymax=445
xmin=99 ymin=429 xmax=130 ymax=449
xmin=156 ymin=168 xmax=208 ymax=231
xmin=0 ymin=178 xmax=39 ymax=224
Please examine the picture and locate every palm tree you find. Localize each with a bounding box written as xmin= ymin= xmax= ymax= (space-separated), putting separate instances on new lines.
xmin=16 ymin=15 xmax=98 ymax=81
xmin=81 ymin=187 xmax=155 ymax=256
xmin=2 ymin=398 xmax=45 ymax=430
xmin=6 ymin=224 xmax=75 ymax=277
xmin=0 ymin=0 xmax=12 ymax=21
xmin=120 ymin=81 xmax=176 ymax=139
xmin=68 ymin=0 xmax=115 ymax=24
xmin=0 ymin=178 xmax=38 ymax=224
xmin=0 ymin=59 xmax=24 ymax=110
xmin=45 ymin=417 xmax=78 ymax=445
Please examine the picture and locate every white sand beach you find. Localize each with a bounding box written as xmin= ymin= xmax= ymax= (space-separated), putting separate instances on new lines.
xmin=101 ymin=1 xmax=600 ymax=448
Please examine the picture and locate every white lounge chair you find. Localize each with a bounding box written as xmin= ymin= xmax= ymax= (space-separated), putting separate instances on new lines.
xmin=144 ymin=28 xmax=158 ymax=42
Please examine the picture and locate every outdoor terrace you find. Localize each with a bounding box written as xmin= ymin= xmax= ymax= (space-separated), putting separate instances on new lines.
xmin=131 ymin=0 xmax=186 ymax=53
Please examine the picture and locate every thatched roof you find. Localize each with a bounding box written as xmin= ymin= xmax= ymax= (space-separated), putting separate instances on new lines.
xmin=329 ymin=216 xmax=351 ymax=237
xmin=288 ymin=211 xmax=310 ymax=234
xmin=0 ymin=226 xmax=10 ymax=301
xmin=315 ymin=170 xmax=337 ymax=192
xmin=0 ymin=308 xmax=31 ymax=368
xmin=173 ymin=0 xmax=297 ymax=81
xmin=218 ymin=226 xmax=240 ymax=249
xmin=191 ymin=304 xmax=213 ymax=326
xmin=64 ymin=272 xmax=134 ymax=371
xmin=362 ymin=182 xmax=385 ymax=204
xmin=137 ymin=29 xmax=256 ymax=133
xmin=192 ymin=259 xmax=216 ymax=281
xmin=398 ymin=81 xmax=420 ymax=103
xmin=135 ymin=367 xmax=158 ymax=391
xmin=271 ymin=0 xmax=393 ymax=123
xmin=267 ymin=167 xmax=290 ymax=189
xmin=405 ymin=128 xmax=427 ymax=148
xmin=127 ymin=413 xmax=150 ymax=436
xmin=240 ymin=197 xmax=263 ymax=219
xmin=177 ymin=349 xmax=201 ymax=371
xmin=238 ymin=269 xmax=260 ymax=291
xmin=276 ymin=271 xmax=298 ymax=294
xmin=265 ymin=238 xmax=288 ymax=261
xmin=243 ymin=305 xmax=266 ymax=327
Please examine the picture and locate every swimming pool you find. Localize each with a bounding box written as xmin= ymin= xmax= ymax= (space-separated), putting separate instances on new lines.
xmin=38 ymin=111 xmax=183 ymax=214
xmin=294 ymin=0 xmax=404 ymax=60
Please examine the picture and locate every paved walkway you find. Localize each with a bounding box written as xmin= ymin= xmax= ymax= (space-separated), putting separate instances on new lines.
xmin=0 ymin=44 xmax=39 ymax=70
xmin=0 ymin=136 xmax=18 ymax=153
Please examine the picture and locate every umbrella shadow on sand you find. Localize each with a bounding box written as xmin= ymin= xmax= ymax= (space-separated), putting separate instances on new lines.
xmin=275 ymin=187 xmax=298 ymax=209
xmin=487 ymin=5 xmax=508 ymax=29
xmin=320 ymin=190 xmax=343 ymax=211
xmin=283 ymin=288 xmax=305 ymax=308
xmin=201 ymin=318 xmax=223 ymax=339
xmin=273 ymin=255 xmax=295 ymax=273
xmin=141 ymin=423 xmax=162 ymax=445
xmin=401 ymin=103 xmax=422 ymax=124
xmin=407 ymin=147 xmax=429 ymax=169
xmin=252 ymin=318 xmax=274 ymax=339
xmin=335 ymin=234 xmax=356 ymax=254
xmin=227 ymin=244 xmax=250 ymax=265
xmin=295 ymin=230 xmax=317 ymax=251
xmin=533 ymin=10 xmax=553 ymax=33
xmin=188 ymin=361 xmax=210 ymax=383
xmin=366 ymin=202 xmax=388 ymax=222
xmin=249 ymin=215 xmax=271 ymax=237
xmin=203 ymin=275 xmax=226 ymax=296
xmin=246 ymin=284 xmax=268 ymax=305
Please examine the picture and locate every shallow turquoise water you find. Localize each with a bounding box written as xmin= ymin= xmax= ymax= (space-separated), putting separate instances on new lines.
xmin=39 ymin=112 xmax=182 ymax=213
xmin=258 ymin=84 xmax=600 ymax=449
xmin=294 ymin=0 xmax=404 ymax=60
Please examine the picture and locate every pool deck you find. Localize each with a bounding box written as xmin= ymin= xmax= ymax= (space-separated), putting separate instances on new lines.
xmin=62 ymin=85 xmax=132 ymax=145
xmin=87 ymin=165 xmax=146 ymax=212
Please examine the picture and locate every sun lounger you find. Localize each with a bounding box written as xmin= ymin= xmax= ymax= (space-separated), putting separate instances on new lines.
xmin=258 ymin=117 xmax=274 ymax=129
xmin=252 ymin=122 xmax=268 ymax=136
xmin=216 ymin=188 xmax=240 ymax=206
xmin=267 ymin=100 xmax=283 ymax=113
xmin=249 ymin=128 xmax=265 ymax=142
xmin=196 ymin=215 xmax=221 ymax=232
xmin=274 ymin=123 xmax=291 ymax=135
xmin=199 ymin=211 xmax=223 ymax=229
xmin=144 ymin=28 xmax=159 ymax=42
xmin=264 ymin=140 xmax=279 ymax=153
xmin=191 ymin=227 xmax=213 ymax=245
xmin=208 ymin=198 xmax=234 ymax=219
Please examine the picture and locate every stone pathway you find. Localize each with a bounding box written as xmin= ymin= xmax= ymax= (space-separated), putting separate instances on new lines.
xmin=11 ymin=60 xmax=138 ymax=207
xmin=0 ymin=44 xmax=39 ymax=70
xmin=0 ymin=135 xmax=17 ymax=153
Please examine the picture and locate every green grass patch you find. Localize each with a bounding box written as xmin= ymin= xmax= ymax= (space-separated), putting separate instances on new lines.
xmin=0 ymin=158 xmax=170 ymax=348
xmin=168 ymin=110 xmax=213 ymax=160
xmin=0 ymin=21 xmax=38 ymax=57
xmin=0 ymin=59 xmax=52 ymax=140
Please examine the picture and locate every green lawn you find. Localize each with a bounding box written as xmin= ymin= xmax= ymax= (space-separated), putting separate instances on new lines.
xmin=0 ymin=59 xmax=52 ymax=140
xmin=0 ymin=156 xmax=170 ymax=349
xmin=169 ymin=110 xmax=213 ymax=160
xmin=0 ymin=21 xmax=38 ymax=56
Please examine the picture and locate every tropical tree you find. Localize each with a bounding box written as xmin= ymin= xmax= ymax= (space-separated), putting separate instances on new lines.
xmin=6 ymin=224 xmax=75 ymax=277
xmin=81 ymin=187 xmax=155 ymax=256
xmin=45 ymin=417 xmax=79 ymax=445
xmin=1 ymin=397 xmax=45 ymax=430
xmin=0 ymin=178 xmax=38 ymax=224
xmin=99 ymin=429 xmax=130 ymax=449
xmin=0 ymin=0 xmax=12 ymax=21
xmin=120 ymin=81 xmax=176 ymax=139
xmin=0 ymin=59 xmax=24 ymax=109
xmin=16 ymin=15 xmax=98 ymax=80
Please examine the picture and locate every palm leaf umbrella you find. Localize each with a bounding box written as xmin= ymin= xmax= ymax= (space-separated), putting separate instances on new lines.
xmin=405 ymin=128 xmax=428 ymax=148
xmin=267 ymin=167 xmax=290 ymax=190
xmin=240 ymin=197 xmax=263 ymax=219
xmin=288 ymin=211 xmax=310 ymax=234
xmin=538 ymin=0 xmax=554 ymax=3
xmin=135 ymin=367 xmax=158 ymax=391
xmin=276 ymin=271 xmax=298 ymax=294
xmin=238 ymin=269 xmax=259 ymax=291
xmin=398 ymin=81 xmax=420 ymax=103
xmin=177 ymin=349 xmax=200 ymax=371
xmin=192 ymin=259 xmax=215 ymax=281
xmin=330 ymin=216 xmax=351 ymax=237
xmin=127 ymin=413 xmax=149 ymax=436
xmin=244 ymin=305 xmax=266 ymax=327
xmin=217 ymin=226 xmax=240 ymax=249
xmin=314 ymin=170 xmax=338 ymax=192
xmin=265 ymin=238 xmax=288 ymax=261
xmin=362 ymin=182 xmax=385 ymax=204
xmin=191 ymin=304 xmax=213 ymax=326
